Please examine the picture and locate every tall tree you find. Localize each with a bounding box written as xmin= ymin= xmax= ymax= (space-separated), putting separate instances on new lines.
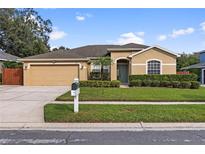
xmin=0 ymin=8 xmax=52 ymax=57
xmin=59 ymin=46 xmax=66 ymax=50
xmin=177 ymin=53 xmax=200 ymax=77
xmin=177 ymin=53 xmax=199 ymax=71
xmin=91 ymin=56 xmax=113 ymax=80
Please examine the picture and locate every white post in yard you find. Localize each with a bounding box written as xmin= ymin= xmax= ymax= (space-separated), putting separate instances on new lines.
xmin=71 ymin=78 xmax=80 ymax=113
xmin=74 ymin=93 xmax=79 ymax=113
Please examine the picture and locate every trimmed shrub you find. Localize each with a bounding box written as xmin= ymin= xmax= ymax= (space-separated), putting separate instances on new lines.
xmin=142 ymin=80 xmax=152 ymax=87
xmin=89 ymin=72 xmax=100 ymax=80
xmin=129 ymin=74 xmax=198 ymax=82
xmin=80 ymin=80 xmax=120 ymax=88
xmin=151 ymin=80 xmax=161 ymax=87
xmin=110 ymin=80 xmax=121 ymax=87
xmin=190 ymin=81 xmax=200 ymax=89
xmin=89 ymin=72 xmax=110 ymax=80
xmin=180 ymin=81 xmax=191 ymax=89
xmin=160 ymin=81 xmax=172 ymax=87
xmin=172 ymin=81 xmax=181 ymax=88
xmin=129 ymin=80 xmax=142 ymax=87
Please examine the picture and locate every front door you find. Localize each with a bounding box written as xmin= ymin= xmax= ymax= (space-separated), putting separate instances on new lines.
xmin=117 ymin=63 xmax=128 ymax=83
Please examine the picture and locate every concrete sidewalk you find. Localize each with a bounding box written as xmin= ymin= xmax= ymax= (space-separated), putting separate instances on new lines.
xmin=2 ymin=122 xmax=205 ymax=131
xmin=52 ymin=101 xmax=205 ymax=104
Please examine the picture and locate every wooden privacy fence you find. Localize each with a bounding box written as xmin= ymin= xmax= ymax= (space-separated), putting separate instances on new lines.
xmin=2 ymin=68 xmax=23 ymax=85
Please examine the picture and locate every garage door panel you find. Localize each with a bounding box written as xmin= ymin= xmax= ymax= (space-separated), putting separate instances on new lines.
xmin=29 ymin=65 xmax=78 ymax=86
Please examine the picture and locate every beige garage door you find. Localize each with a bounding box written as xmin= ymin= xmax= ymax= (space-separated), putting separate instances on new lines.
xmin=28 ymin=65 xmax=78 ymax=86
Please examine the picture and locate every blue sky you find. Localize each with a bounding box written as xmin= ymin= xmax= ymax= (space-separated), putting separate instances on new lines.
xmin=36 ymin=9 xmax=205 ymax=53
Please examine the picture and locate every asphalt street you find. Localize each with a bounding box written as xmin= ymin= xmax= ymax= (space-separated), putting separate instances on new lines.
xmin=1 ymin=130 xmax=205 ymax=144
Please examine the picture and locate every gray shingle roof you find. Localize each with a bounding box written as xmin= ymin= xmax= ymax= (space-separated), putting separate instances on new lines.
xmin=120 ymin=43 xmax=149 ymax=48
xmin=0 ymin=51 xmax=19 ymax=61
xmin=199 ymin=50 xmax=205 ymax=54
xmin=181 ymin=63 xmax=205 ymax=70
xmin=22 ymin=43 xmax=149 ymax=59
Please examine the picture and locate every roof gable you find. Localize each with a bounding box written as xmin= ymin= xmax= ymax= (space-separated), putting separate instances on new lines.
xmin=128 ymin=46 xmax=179 ymax=58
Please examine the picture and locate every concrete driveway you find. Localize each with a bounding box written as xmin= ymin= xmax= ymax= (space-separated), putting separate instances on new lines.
xmin=0 ymin=86 xmax=69 ymax=123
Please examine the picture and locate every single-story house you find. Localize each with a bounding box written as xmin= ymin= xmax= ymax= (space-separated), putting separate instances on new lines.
xmin=0 ymin=51 xmax=20 ymax=73
xmin=181 ymin=50 xmax=205 ymax=84
xmin=19 ymin=43 xmax=179 ymax=86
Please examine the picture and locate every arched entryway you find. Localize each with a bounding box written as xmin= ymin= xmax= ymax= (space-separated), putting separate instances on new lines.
xmin=117 ymin=59 xmax=129 ymax=83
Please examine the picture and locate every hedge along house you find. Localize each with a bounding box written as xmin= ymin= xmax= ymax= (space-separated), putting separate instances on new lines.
xmin=19 ymin=43 xmax=178 ymax=86
xmin=181 ymin=50 xmax=205 ymax=84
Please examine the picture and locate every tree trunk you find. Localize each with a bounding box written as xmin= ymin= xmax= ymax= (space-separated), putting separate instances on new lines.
xmin=101 ymin=65 xmax=103 ymax=80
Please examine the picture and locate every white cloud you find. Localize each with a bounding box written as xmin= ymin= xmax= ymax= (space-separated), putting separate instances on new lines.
xmin=115 ymin=32 xmax=144 ymax=45
xmin=75 ymin=12 xmax=92 ymax=21
xmin=76 ymin=16 xmax=85 ymax=21
xmin=157 ymin=27 xmax=195 ymax=41
xmin=200 ymin=22 xmax=205 ymax=31
xmin=50 ymin=28 xmax=67 ymax=40
xmin=157 ymin=35 xmax=167 ymax=41
xmin=170 ymin=27 xmax=195 ymax=38
xmin=136 ymin=32 xmax=145 ymax=37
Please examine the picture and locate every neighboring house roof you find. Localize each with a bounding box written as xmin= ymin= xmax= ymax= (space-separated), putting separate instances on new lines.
xmin=20 ymin=43 xmax=149 ymax=60
xmin=181 ymin=62 xmax=205 ymax=70
xmin=128 ymin=45 xmax=179 ymax=58
xmin=0 ymin=51 xmax=19 ymax=61
xmin=194 ymin=50 xmax=205 ymax=54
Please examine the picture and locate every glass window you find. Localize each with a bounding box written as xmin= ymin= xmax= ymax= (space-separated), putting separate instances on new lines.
xmin=91 ymin=64 xmax=101 ymax=72
xmin=91 ymin=64 xmax=110 ymax=73
xmin=147 ymin=60 xmax=161 ymax=74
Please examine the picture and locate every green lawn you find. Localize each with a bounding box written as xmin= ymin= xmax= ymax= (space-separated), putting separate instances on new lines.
xmin=44 ymin=104 xmax=205 ymax=122
xmin=56 ymin=87 xmax=205 ymax=101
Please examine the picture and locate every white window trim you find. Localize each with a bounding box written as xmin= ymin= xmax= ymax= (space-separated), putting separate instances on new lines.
xmin=146 ymin=59 xmax=162 ymax=75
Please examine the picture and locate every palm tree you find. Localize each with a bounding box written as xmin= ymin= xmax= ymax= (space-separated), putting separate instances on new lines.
xmin=91 ymin=56 xmax=113 ymax=80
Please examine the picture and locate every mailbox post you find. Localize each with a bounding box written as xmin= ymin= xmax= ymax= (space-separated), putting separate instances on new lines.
xmin=71 ymin=78 xmax=80 ymax=113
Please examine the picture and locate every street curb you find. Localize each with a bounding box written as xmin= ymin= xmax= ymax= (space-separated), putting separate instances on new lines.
xmin=1 ymin=123 xmax=205 ymax=131
xmin=52 ymin=101 xmax=205 ymax=104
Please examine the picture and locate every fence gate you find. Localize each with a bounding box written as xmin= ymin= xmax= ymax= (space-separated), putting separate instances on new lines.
xmin=2 ymin=68 xmax=23 ymax=85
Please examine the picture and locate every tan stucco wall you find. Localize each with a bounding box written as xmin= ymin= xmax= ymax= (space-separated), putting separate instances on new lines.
xmin=132 ymin=48 xmax=176 ymax=64
xmin=23 ymin=61 xmax=88 ymax=86
xmin=110 ymin=51 xmax=132 ymax=80
xmin=131 ymin=48 xmax=176 ymax=75
xmin=162 ymin=65 xmax=176 ymax=74
xmin=131 ymin=65 xmax=146 ymax=75
xmin=110 ymin=48 xmax=177 ymax=80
